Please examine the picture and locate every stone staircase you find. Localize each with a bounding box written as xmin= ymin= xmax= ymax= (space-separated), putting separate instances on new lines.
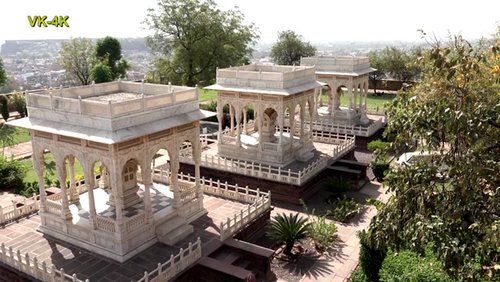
xmin=155 ymin=215 xmax=193 ymax=245
xmin=328 ymin=159 xmax=369 ymax=189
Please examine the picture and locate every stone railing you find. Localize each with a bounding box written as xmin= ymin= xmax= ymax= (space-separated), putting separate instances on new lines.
xmin=0 ymin=194 xmax=39 ymax=225
xmin=95 ymin=215 xmax=116 ymax=233
xmin=0 ymin=243 xmax=86 ymax=282
xmin=0 ymin=175 xmax=99 ymax=226
xmin=125 ymin=212 xmax=147 ymax=233
xmin=219 ymin=193 xmax=271 ymax=241
xmin=177 ymin=174 xmax=271 ymax=241
xmin=27 ymin=84 xmax=197 ymax=119
xmin=45 ymin=200 xmax=62 ymax=216
xmin=137 ymin=238 xmax=202 ymax=282
xmin=300 ymin=118 xmax=384 ymax=137
xmin=180 ymin=132 xmax=354 ymax=185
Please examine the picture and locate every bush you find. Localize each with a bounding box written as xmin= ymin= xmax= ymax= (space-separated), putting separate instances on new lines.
xmin=10 ymin=92 xmax=27 ymax=117
xmin=308 ymin=215 xmax=337 ymax=253
xmin=358 ymin=231 xmax=386 ymax=282
xmin=326 ymin=196 xmax=362 ymax=223
xmin=379 ymin=250 xmax=453 ymax=282
xmin=0 ymin=157 xmax=26 ymax=192
xmin=0 ymin=95 xmax=9 ymax=121
xmin=349 ymin=267 xmax=368 ymax=282
xmin=372 ymin=162 xmax=390 ymax=181
xmin=320 ymin=177 xmax=353 ymax=200
xmin=367 ymin=140 xmax=390 ymax=153
xmin=16 ymin=180 xmax=38 ymax=197
xmin=267 ymin=212 xmax=310 ymax=256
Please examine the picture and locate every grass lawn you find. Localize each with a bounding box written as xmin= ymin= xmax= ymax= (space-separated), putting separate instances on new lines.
xmin=320 ymin=92 xmax=394 ymax=111
xmin=13 ymin=128 xmax=31 ymax=145
xmin=199 ymin=88 xmax=217 ymax=102
xmin=19 ymin=153 xmax=86 ymax=184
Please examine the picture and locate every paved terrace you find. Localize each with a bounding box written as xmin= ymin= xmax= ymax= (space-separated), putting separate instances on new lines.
xmin=0 ymin=195 xmax=248 ymax=281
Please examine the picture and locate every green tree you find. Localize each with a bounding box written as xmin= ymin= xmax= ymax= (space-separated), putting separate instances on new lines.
xmin=145 ymin=0 xmax=258 ymax=86
xmin=90 ymin=62 xmax=113 ymax=84
xmin=368 ymin=50 xmax=386 ymax=94
xmin=10 ymin=92 xmax=27 ymax=117
xmin=381 ymin=46 xmax=421 ymax=83
xmin=267 ymin=212 xmax=310 ymax=256
xmin=271 ymin=30 xmax=316 ymax=66
xmin=0 ymin=95 xmax=9 ymax=121
xmin=366 ymin=34 xmax=500 ymax=280
xmin=58 ymin=38 xmax=94 ymax=85
xmin=93 ymin=36 xmax=130 ymax=81
xmin=0 ymin=58 xmax=6 ymax=86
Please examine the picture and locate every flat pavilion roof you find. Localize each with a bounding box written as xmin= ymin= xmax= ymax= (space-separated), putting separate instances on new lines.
xmin=7 ymin=109 xmax=215 ymax=144
xmin=315 ymin=67 xmax=377 ymax=77
xmin=205 ymin=81 xmax=326 ymax=96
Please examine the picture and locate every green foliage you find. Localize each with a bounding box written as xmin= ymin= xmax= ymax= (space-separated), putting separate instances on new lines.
xmin=366 ymin=198 xmax=386 ymax=211
xmin=0 ymin=58 xmax=6 ymax=86
xmin=271 ymin=30 xmax=316 ymax=65
xmin=15 ymin=180 xmax=38 ymax=197
xmin=367 ymin=140 xmax=390 ymax=153
xmin=268 ymin=212 xmax=310 ymax=255
xmin=301 ymin=200 xmax=337 ymax=253
xmin=349 ymin=267 xmax=368 ymax=282
xmin=368 ymin=33 xmax=500 ymax=280
xmin=308 ymin=216 xmax=337 ymax=253
xmin=94 ymin=36 xmax=130 ymax=80
xmin=326 ymin=196 xmax=362 ymax=223
xmin=371 ymin=162 xmax=390 ymax=182
xmin=58 ymin=37 xmax=94 ymax=85
xmin=368 ymin=51 xmax=387 ymax=94
xmin=0 ymin=95 xmax=9 ymax=121
xmin=359 ymin=231 xmax=386 ymax=282
xmin=379 ymin=250 xmax=453 ymax=282
xmin=0 ymin=156 xmax=26 ymax=192
xmin=90 ymin=63 xmax=113 ymax=84
xmin=0 ymin=124 xmax=16 ymax=156
xmin=145 ymin=0 xmax=258 ymax=86
xmin=10 ymin=92 xmax=27 ymax=117
xmin=321 ymin=177 xmax=353 ymax=195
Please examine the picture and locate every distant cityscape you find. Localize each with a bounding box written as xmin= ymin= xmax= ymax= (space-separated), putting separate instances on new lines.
xmin=0 ymin=38 xmax=419 ymax=92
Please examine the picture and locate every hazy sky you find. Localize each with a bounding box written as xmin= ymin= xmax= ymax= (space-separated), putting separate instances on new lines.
xmin=0 ymin=0 xmax=498 ymax=45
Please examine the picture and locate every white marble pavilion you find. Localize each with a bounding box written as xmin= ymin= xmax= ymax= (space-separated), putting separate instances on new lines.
xmin=8 ymin=81 xmax=214 ymax=262
xmin=206 ymin=64 xmax=324 ymax=166
xmin=301 ymin=56 xmax=375 ymax=127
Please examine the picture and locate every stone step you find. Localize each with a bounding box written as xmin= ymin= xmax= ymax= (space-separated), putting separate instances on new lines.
xmin=198 ymin=257 xmax=255 ymax=281
xmin=234 ymin=258 xmax=252 ymax=269
xmin=329 ymin=165 xmax=361 ymax=175
xmin=157 ymin=222 xmax=193 ymax=245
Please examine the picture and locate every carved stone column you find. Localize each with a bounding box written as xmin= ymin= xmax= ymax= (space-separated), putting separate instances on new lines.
xmin=299 ymin=102 xmax=305 ymax=141
xmin=56 ymin=163 xmax=72 ymax=221
xmin=217 ymin=103 xmax=223 ymax=145
xmin=67 ymin=156 xmax=79 ymax=203
xmin=229 ymin=105 xmax=234 ymax=134
xmin=170 ymin=150 xmax=181 ymax=209
xmin=83 ymin=161 xmax=97 ymax=229
xmin=32 ymin=150 xmax=46 ymax=213
xmin=235 ymin=109 xmax=241 ymax=147
xmin=140 ymin=158 xmax=153 ymax=220
xmin=243 ymin=107 xmax=247 ymax=134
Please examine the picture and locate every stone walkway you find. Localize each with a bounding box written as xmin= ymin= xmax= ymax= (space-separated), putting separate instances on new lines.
xmin=0 ymin=195 xmax=250 ymax=281
xmin=2 ymin=141 xmax=32 ymax=160
xmin=271 ymin=181 xmax=389 ymax=282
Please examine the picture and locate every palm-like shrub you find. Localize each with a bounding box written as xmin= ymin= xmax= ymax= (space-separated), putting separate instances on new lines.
xmin=268 ymin=212 xmax=310 ymax=255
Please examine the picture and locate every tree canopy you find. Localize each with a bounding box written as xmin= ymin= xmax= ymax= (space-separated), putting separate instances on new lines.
xmin=368 ymin=46 xmax=422 ymax=86
xmin=366 ymin=34 xmax=500 ymax=280
xmin=94 ymin=36 xmax=130 ymax=81
xmin=58 ymin=38 xmax=94 ymax=85
xmin=271 ymin=30 xmax=316 ymax=66
xmin=0 ymin=58 xmax=6 ymax=86
xmin=144 ymin=0 xmax=258 ymax=86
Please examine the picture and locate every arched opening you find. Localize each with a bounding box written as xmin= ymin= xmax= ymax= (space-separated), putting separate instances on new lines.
xmin=335 ymin=85 xmax=346 ymax=110
xmin=149 ymin=147 xmax=175 ymax=213
xmin=292 ymin=104 xmax=302 ymax=138
xmin=260 ymin=108 xmax=277 ymax=142
xmin=120 ymin=159 xmax=142 ymax=209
